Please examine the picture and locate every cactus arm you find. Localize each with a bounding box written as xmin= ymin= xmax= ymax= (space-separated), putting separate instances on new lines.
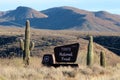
xmin=20 ymin=39 xmax=24 ymax=51
xmin=30 ymin=41 xmax=35 ymax=51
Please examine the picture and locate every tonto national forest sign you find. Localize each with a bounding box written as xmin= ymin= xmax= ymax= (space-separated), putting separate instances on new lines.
xmin=54 ymin=43 xmax=79 ymax=62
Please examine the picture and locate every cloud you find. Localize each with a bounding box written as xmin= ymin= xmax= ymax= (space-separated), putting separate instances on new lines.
xmin=106 ymin=9 xmax=120 ymax=14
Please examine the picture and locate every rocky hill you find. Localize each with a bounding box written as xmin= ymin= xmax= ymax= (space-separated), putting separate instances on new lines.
xmin=0 ymin=6 xmax=120 ymax=31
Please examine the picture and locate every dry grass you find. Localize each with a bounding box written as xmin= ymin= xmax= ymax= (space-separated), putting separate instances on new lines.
xmin=0 ymin=58 xmax=120 ymax=80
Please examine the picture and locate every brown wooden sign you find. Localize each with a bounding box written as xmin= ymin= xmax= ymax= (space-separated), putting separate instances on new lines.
xmin=54 ymin=43 xmax=79 ymax=62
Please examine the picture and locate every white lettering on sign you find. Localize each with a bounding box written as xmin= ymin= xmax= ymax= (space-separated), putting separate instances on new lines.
xmin=61 ymin=47 xmax=71 ymax=51
xmin=61 ymin=57 xmax=71 ymax=61
xmin=59 ymin=52 xmax=73 ymax=57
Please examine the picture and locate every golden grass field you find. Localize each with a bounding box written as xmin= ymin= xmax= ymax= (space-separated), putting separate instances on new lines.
xmin=0 ymin=58 xmax=120 ymax=80
xmin=0 ymin=26 xmax=120 ymax=80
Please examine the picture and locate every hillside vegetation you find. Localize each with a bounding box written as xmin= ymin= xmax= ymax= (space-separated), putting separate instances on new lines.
xmin=0 ymin=27 xmax=120 ymax=80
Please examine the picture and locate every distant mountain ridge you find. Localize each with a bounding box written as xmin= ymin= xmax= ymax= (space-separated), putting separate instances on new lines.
xmin=0 ymin=6 xmax=120 ymax=32
xmin=0 ymin=6 xmax=48 ymax=20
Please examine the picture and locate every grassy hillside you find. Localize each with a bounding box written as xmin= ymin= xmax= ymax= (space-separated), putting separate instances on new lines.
xmin=0 ymin=27 xmax=120 ymax=80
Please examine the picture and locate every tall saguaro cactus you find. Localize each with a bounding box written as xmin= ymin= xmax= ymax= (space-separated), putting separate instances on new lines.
xmin=100 ymin=51 xmax=106 ymax=67
xmin=87 ymin=36 xmax=94 ymax=66
xmin=20 ymin=20 xmax=34 ymax=65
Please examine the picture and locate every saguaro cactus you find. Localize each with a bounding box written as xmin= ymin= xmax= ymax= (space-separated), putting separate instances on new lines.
xmin=87 ymin=36 xmax=94 ymax=66
xmin=100 ymin=51 xmax=106 ymax=67
xmin=20 ymin=20 xmax=34 ymax=65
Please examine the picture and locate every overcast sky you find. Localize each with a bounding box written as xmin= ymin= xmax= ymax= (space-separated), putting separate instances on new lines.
xmin=0 ymin=0 xmax=120 ymax=14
